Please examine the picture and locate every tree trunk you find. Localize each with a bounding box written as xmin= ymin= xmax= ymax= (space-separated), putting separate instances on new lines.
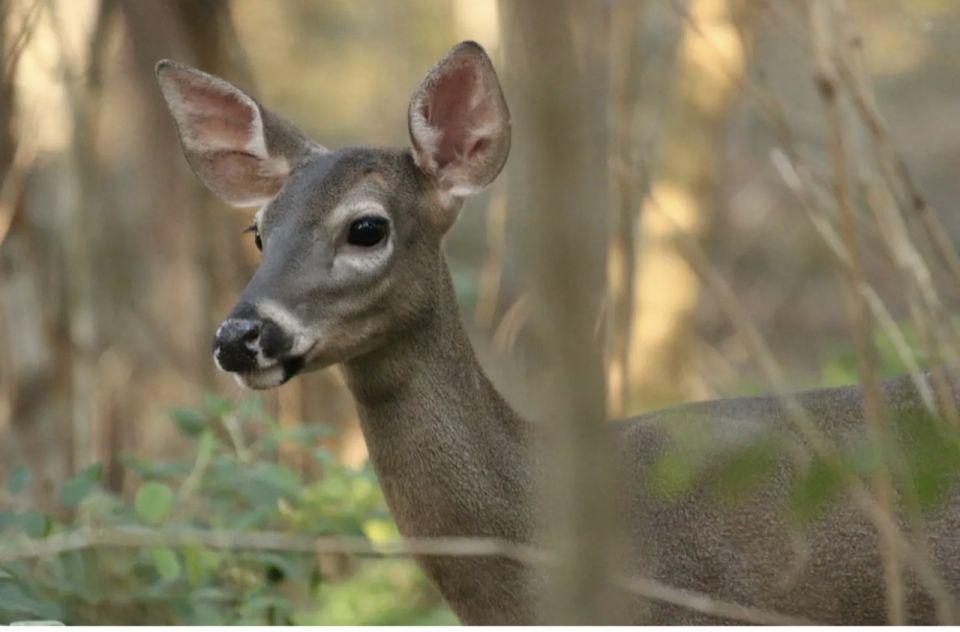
xmin=626 ymin=0 xmax=755 ymax=412
xmin=500 ymin=0 xmax=627 ymax=623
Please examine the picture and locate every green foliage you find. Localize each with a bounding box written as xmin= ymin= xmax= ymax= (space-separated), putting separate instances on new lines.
xmin=303 ymin=559 xmax=459 ymax=626
xmin=7 ymin=466 xmax=32 ymax=495
xmin=135 ymin=482 xmax=175 ymax=524
xmin=58 ymin=464 xmax=102 ymax=508
xmin=787 ymin=456 xmax=846 ymax=521
xmin=0 ymin=397 xmax=453 ymax=625
xmin=648 ymin=317 xmax=960 ymax=530
xmin=648 ymin=407 xmax=960 ymax=526
xmin=819 ymin=320 xmax=933 ymax=387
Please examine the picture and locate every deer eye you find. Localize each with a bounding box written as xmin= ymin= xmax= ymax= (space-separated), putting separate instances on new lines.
xmin=347 ymin=216 xmax=389 ymax=247
xmin=244 ymin=222 xmax=263 ymax=251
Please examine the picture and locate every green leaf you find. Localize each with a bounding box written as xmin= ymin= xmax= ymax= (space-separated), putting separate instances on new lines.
xmin=648 ymin=452 xmax=695 ymax=500
xmin=6 ymin=466 xmax=32 ymax=495
xmin=135 ymin=482 xmax=175 ymax=524
xmin=888 ymin=411 xmax=960 ymax=512
xmin=19 ymin=511 xmax=50 ymax=538
xmin=58 ymin=463 xmax=102 ymax=507
xmin=708 ymin=441 xmax=780 ymax=501
xmin=203 ymin=393 xmax=235 ymax=417
xmin=789 ymin=457 xmax=845 ymax=522
xmin=0 ymin=510 xmax=17 ymax=532
xmin=362 ymin=518 xmax=399 ymax=544
xmin=0 ymin=510 xmax=49 ymax=537
xmin=169 ymin=408 xmax=209 ymax=437
xmin=197 ymin=430 xmax=217 ymax=460
xmin=183 ymin=546 xmax=222 ymax=586
xmin=0 ymin=582 xmax=62 ymax=620
xmin=235 ymin=395 xmax=266 ymax=419
xmin=148 ymin=547 xmax=181 ymax=581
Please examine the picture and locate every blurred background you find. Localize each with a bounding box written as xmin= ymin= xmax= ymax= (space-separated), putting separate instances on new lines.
xmin=3 ymin=0 xmax=960 ymax=624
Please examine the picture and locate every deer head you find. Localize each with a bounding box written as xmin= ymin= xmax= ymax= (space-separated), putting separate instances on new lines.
xmin=156 ymin=42 xmax=510 ymax=388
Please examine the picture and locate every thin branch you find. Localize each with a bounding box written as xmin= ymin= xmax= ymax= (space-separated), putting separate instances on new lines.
xmin=0 ymin=525 xmax=817 ymax=626
xmin=612 ymin=574 xmax=815 ymax=626
xmin=811 ymin=1 xmax=906 ymax=622
xmin=835 ymin=39 xmax=960 ymax=294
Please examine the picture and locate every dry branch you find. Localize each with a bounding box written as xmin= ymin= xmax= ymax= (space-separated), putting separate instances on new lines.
xmin=0 ymin=525 xmax=816 ymax=625
xmin=809 ymin=0 xmax=904 ymax=622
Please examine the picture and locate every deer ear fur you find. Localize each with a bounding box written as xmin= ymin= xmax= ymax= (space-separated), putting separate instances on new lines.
xmin=408 ymin=41 xmax=511 ymax=199
xmin=156 ymin=60 xmax=317 ymax=207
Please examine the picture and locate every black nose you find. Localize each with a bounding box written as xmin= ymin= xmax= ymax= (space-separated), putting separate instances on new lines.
xmin=213 ymin=318 xmax=261 ymax=372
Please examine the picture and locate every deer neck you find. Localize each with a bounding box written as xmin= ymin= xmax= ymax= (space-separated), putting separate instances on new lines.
xmin=341 ymin=258 xmax=532 ymax=542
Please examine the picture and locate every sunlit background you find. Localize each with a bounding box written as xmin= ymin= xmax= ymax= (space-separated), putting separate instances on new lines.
xmin=4 ymin=0 xmax=960 ymax=624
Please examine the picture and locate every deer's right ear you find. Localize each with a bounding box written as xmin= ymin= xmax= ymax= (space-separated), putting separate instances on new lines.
xmin=155 ymin=60 xmax=315 ymax=207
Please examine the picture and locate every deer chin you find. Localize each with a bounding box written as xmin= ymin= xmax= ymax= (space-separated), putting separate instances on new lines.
xmin=234 ymin=364 xmax=287 ymax=390
xmin=234 ymin=356 xmax=305 ymax=390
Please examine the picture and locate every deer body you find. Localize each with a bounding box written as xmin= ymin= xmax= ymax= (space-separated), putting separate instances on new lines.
xmin=155 ymin=42 xmax=960 ymax=624
xmin=350 ymin=251 xmax=960 ymax=625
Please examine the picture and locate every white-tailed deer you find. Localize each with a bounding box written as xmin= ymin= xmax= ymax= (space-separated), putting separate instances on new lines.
xmin=156 ymin=42 xmax=960 ymax=624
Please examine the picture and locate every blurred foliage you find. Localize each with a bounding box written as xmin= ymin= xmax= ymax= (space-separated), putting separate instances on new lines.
xmin=646 ymin=318 xmax=960 ymax=526
xmin=819 ymin=320 xmax=938 ymax=386
xmin=0 ymin=397 xmax=456 ymax=625
xmin=729 ymin=318 xmax=945 ymax=397
xmin=648 ymin=406 xmax=960 ymax=524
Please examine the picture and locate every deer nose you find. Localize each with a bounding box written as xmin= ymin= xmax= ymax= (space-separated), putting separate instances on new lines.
xmin=213 ymin=318 xmax=261 ymax=372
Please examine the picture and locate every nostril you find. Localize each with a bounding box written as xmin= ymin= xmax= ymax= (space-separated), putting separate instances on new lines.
xmin=212 ymin=318 xmax=262 ymax=373
xmin=214 ymin=318 xmax=262 ymax=348
xmin=242 ymin=323 xmax=261 ymax=343
xmin=260 ymin=320 xmax=294 ymax=358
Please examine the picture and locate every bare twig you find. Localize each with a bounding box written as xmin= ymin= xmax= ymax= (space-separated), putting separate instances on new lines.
xmin=612 ymin=574 xmax=815 ymax=626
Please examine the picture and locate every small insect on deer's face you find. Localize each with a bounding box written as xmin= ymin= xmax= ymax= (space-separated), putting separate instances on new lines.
xmin=156 ymin=42 xmax=510 ymax=389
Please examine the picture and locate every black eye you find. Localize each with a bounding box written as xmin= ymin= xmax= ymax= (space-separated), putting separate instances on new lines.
xmin=347 ymin=216 xmax=389 ymax=247
xmin=244 ymin=222 xmax=262 ymax=251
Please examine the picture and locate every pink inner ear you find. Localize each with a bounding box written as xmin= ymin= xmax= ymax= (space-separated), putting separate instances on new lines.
xmin=201 ymin=150 xmax=285 ymax=203
xmin=426 ymin=64 xmax=491 ymax=169
xmin=177 ymin=77 xmax=257 ymax=152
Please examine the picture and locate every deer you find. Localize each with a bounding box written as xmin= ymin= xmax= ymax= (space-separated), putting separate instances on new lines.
xmin=155 ymin=41 xmax=960 ymax=624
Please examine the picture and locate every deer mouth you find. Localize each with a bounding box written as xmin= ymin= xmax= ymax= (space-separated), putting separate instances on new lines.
xmin=235 ymin=355 xmax=305 ymax=390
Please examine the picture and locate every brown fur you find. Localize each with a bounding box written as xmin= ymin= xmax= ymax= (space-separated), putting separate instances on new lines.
xmin=343 ymin=253 xmax=960 ymax=624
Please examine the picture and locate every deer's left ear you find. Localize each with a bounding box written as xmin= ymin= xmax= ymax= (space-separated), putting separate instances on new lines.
xmin=156 ymin=60 xmax=317 ymax=207
xmin=408 ymin=41 xmax=511 ymax=198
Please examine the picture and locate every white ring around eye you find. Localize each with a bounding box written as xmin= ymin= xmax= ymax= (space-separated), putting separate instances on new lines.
xmin=328 ymin=199 xmax=393 ymax=271
xmin=335 ymin=230 xmax=394 ymax=274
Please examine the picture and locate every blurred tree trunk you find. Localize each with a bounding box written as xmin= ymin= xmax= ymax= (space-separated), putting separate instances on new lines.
xmin=500 ymin=0 xmax=628 ymax=623
xmin=0 ymin=0 xmax=104 ymax=495
xmin=625 ymin=0 xmax=755 ymax=412
xmin=57 ymin=0 xmax=118 ymax=485
xmin=606 ymin=1 xmax=643 ymax=418
xmin=122 ymin=0 xmax=360 ymax=472
xmin=174 ymin=0 xmax=256 ymax=392
xmin=0 ymin=1 xmax=15 ymax=178
xmin=121 ymin=0 xmax=244 ymax=394
xmin=0 ymin=0 xmax=68 ymax=489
